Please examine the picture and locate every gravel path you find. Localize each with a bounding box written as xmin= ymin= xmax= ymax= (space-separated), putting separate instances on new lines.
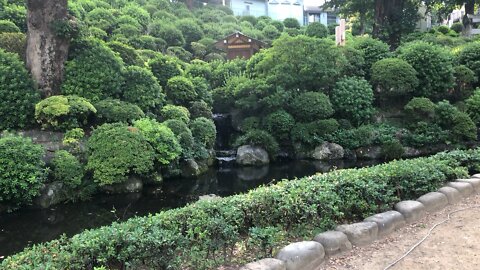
xmin=321 ymin=194 xmax=480 ymax=270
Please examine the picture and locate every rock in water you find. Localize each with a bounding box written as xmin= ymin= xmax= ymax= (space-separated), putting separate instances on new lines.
xmin=236 ymin=145 xmax=270 ymax=166
xmin=312 ymin=142 xmax=344 ymax=160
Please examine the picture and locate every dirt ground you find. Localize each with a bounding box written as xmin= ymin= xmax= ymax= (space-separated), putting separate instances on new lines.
xmin=321 ymin=194 xmax=480 ymax=270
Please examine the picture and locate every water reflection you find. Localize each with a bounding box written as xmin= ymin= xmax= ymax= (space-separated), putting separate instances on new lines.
xmin=0 ymin=159 xmax=381 ymax=258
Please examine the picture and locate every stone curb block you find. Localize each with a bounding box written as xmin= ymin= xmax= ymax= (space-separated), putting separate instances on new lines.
xmin=471 ymin=174 xmax=480 ymax=179
xmin=417 ymin=192 xmax=448 ymax=213
xmin=313 ymin=231 xmax=352 ymax=256
xmin=394 ymin=200 xmax=426 ymax=223
xmin=335 ymin=222 xmax=378 ymax=246
xmin=438 ymin=186 xmax=462 ymax=204
xmin=457 ymin=178 xmax=480 ymax=193
xmin=240 ymin=258 xmax=286 ymax=270
xmin=364 ymin=210 xmax=406 ymax=238
xmin=447 ymin=181 xmax=474 ymax=197
xmin=276 ymin=241 xmax=325 ymax=270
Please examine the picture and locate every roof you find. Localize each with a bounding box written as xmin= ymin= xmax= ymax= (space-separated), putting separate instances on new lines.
xmin=214 ymin=31 xmax=266 ymax=51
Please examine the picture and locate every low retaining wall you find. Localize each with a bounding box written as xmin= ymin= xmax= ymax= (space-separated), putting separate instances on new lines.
xmin=241 ymin=174 xmax=480 ymax=270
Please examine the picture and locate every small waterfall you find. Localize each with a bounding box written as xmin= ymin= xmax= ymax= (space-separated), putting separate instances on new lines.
xmin=213 ymin=113 xmax=236 ymax=164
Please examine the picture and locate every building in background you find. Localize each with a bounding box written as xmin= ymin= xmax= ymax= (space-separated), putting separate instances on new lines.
xmin=214 ymin=31 xmax=266 ymax=60
xmin=303 ymin=5 xmax=339 ymax=26
xmin=229 ymin=0 xmax=304 ymax=25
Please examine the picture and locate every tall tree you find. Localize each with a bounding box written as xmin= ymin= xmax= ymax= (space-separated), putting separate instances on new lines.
xmin=26 ymin=0 xmax=70 ymax=97
xmin=323 ymin=0 xmax=375 ymax=35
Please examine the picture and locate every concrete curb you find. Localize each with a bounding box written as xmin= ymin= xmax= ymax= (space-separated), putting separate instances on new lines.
xmin=241 ymin=177 xmax=478 ymax=270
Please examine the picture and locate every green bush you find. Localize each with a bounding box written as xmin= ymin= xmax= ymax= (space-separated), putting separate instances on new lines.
xmin=404 ymin=97 xmax=436 ymax=122
xmin=291 ymin=119 xmax=339 ymax=146
xmin=189 ymin=101 xmax=213 ymax=119
xmin=3 ymin=149 xmax=475 ymax=269
xmin=176 ymin=18 xmax=204 ymax=46
xmin=0 ymin=19 xmax=20 ymax=33
xmin=51 ymin=150 xmax=84 ymax=189
xmin=403 ymin=122 xmax=448 ymax=147
xmin=263 ymin=110 xmax=295 ymax=141
xmin=289 ymin=92 xmax=334 ymax=122
xmin=458 ymin=42 xmax=480 ymax=86
xmin=0 ymin=49 xmax=39 ymax=130
xmin=331 ymin=77 xmax=375 ymax=126
xmin=235 ymin=130 xmax=279 ymax=157
xmin=381 ymin=140 xmax=405 ymax=161
xmin=283 ymin=18 xmax=300 ymax=29
xmin=62 ymin=39 xmax=124 ymax=102
xmin=453 ymin=65 xmax=476 ymax=100
xmin=133 ymin=118 xmax=182 ymax=165
xmin=397 ymin=41 xmax=454 ymax=99
xmin=161 ymin=104 xmax=190 ymax=123
xmin=148 ymin=55 xmax=183 ymax=87
xmin=450 ymin=22 xmax=463 ymax=33
xmin=340 ymin=46 xmax=366 ymax=77
xmin=190 ymin=117 xmax=216 ymax=148
xmin=86 ymin=123 xmax=155 ymax=185
xmin=352 ymin=37 xmax=391 ymax=78
xmin=166 ymin=76 xmax=197 ymax=106
xmin=0 ymin=32 xmax=26 ymax=59
xmin=435 ymin=100 xmax=476 ymax=142
xmin=148 ymin=21 xmax=185 ymax=47
xmin=305 ymin=22 xmax=328 ymax=38
xmin=163 ymin=119 xmax=195 ymax=158
xmin=328 ymin=125 xmax=374 ymax=149
xmin=262 ymin=25 xmax=280 ymax=41
xmin=94 ymin=99 xmax=145 ymax=125
xmin=85 ymin=8 xmax=116 ymax=32
xmin=121 ymin=66 xmax=165 ymax=114
xmin=0 ymin=135 xmax=46 ymax=209
xmin=107 ymin=41 xmax=142 ymax=66
xmin=370 ymin=58 xmax=418 ymax=97
xmin=240 ymin=116 xmax=261 ymax=132
xmin=35 ymin=95 xmax=96 ymax=131
xmin=466 ymin=88 xmax=480 ymax=124
xmin=166 ymin=46 xmax=192 ymax=62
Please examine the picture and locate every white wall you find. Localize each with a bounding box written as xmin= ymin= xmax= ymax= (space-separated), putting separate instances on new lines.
xmin=231 ymin=0 xmax=268 ymax=17
xmin=268 ymin=0 xmax=304 ymax=25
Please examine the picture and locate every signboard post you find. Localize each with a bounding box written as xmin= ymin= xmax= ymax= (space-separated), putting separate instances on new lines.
xmin=335 ymin=19 xmax=346 ymax=46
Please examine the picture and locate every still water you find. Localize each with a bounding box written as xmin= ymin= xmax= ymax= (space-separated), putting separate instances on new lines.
xmin=0 ymin=159 xmax=380 ymax=258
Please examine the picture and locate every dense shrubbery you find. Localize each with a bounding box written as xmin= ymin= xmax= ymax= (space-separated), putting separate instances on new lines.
xmin=3 ymin=149 xmax=477 ymax=269
xmin=371 ymin=58 xmax=418 ymax=97
xmin=0 ymin=135 xmax=46 ymax=209
xmin=190 ymin=117 xmax=216 ymax=148
xmin=35 ymin=95 xmax=96 ymax=131
xmin=263 ymin=110 xmax=295 ymax=141
xmin=51 ymin=150 xmax=84 ymax=189
xmin=161 ymin=104 xmax=190 ymax=123
xmin=62 ymin=39 xmax=124 ymax=102
xmin=235 ymin=130 xmax=279 ymax=157
xmin=331 ymin=77 xmax=374 ymax=126
xmin=0 ymin=49 xmax=39 ymax=130
xmin=166 ymin=76 xmax=197 ymax=106
xmin=86 ymin=123 xmax=155 ymax=185
xmin=121 ymin=66 xmax=165 ymax=114
xmin=404 ymin=97 xmax=436 ymax=123
xmin=94 ymin=99 xmax=145 ymax=124
xmin=352 ymin=37 xmax=391 ymax=78
xmin=458 ymin=42 xmax=480 ymax=83
xmin=289 ymin=92 xmax=334 ymax=122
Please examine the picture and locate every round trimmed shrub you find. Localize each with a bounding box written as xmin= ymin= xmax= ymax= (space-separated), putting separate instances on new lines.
xmin=0 ymin=135 xmax=46 ymax=208
xmin=166 ymin=76 xmax=197 ymax=106
xmin=94 ymin=99 xmax=145 ymax=124
xmin=0 ymin=32 xmax=26 ymax=59
xmin=404 ymin=97 xmax=436 ymax=122
xmin=371 ymin=58 xmax=418 ymax=97
xmin=451 ymin=22 xmax=463 ymax=33
xmin=331 ymin=77 xmax=375 ymax=126
xmin=435 ymin=100 xmax=476 ymax=142
xmin=340 ymin=46 xmax=366 ymax=77
xmin=163 ymin=119 xmax=194 ymax=157
xmin=148 ymin=21 xmax=185 ymax=47
xmin=86 ymin=123 xmax=155 ymax=185
xmin=397 ymin=41 xmax=454 ymax=99
xmin=305 ymin=22 xmax=328 ymax=39
xmin=262 ymin=25 xmax=280 ymax=40
xmin=175 ymin=18 xmax=204 ymax=46
xmin=160 ymin=104 xmax=190 ymax=123
xmin=453 ymin=65 xmax=476 ymax=99
xmin=458 ymin=42 xmax=480 ymax=84
xmin=148 ymin=55 xmax=183 ymax=87
xmin=466 ymin=88 xmax=480 ymax=124
xmin=51 ymin=150 xmax=83 ymax=189
xmin=35 ymin=95 xmax=96 ymax=131
xmin=133 ymin=118 xmax=182 ymax=165
xmin=190 ymin=117 xmax=216 ymax=148
xmin=290 ymin=119 xmax=339 ymax=146
xmin=85 ymin=8 xmax=116 ymax=31
xmin=352 ymin=37 xmax=391 ymax=78
xmin=0 ymin=20 xmax=20 ymax=33
xmin=62 ymin=39 xmax=124 ymax=102
xmin=283 ymin=18 xmax=300 ymax=29
xmin=121 ymin=66 xmax=165 ymax=114
xmin=107 ymin=41 xmax=142 ymax=66
xmin=0 ymin=49 xmax=39 ymax=130
xmin=189 ymin=101 xmax=213 ymax=119
xmin=240 ymin=116 xmax=261 ymax=132
xmin=289 ymin=92 xmax=334 ymax=122
xmin=381 ymin=140 xmax=404 ymax=161
xmin=235 ymin=129 xmax=279 ymax=157
xmin=263 ymin=110 xmax=295 ymax=141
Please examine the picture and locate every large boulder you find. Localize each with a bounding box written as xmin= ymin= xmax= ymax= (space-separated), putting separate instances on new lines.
xmin=180 ymin=159 xmax=201 ymax=178
xmin=355 ymin=146 xmax=382 ymax=160
xmin=312 ymin=142 xmax=344 ymax=160
xmin=241 ymin=258 xmax=286 ymax=270
xmin=102 ymin=176 xmax=143 ymax=194
xmin=276 ymin=241 xmax=325 ymax=270
xmin=34 ymin=181 xmax=68 ymax=208
xmin=236 ymin=145 xmax=270 ymax=166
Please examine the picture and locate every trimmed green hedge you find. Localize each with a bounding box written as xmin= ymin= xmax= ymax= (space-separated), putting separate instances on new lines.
xmin=2 ymin=149 xmax=479 ymax=269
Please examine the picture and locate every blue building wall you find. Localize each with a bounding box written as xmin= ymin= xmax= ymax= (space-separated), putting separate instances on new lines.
xmin=230 ymin=0 xmax=268 ymax=17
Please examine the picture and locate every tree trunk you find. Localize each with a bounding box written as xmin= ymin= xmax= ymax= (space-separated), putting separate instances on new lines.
xmin=26 ymin=0 xmax=70 ymax=98
xmin=462 ymin=0 xmax=475 ymax=36
xmin=359 ymin=13 xmax=366 ymax=35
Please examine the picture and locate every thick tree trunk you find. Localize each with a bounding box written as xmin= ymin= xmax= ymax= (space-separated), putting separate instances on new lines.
xmin=462 ymin=0 xmax=475 ymax=36
xmin=373 ymin=0 xmax=404 ymax=48
xmin=26 ymin=0 xmax=70 ymax=97
xmin=359 ymin=13 xmax=366 ymax=35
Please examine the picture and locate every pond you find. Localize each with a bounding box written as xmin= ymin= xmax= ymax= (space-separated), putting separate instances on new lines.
xmin=0 ymin=158 xmax=381 ymax=258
